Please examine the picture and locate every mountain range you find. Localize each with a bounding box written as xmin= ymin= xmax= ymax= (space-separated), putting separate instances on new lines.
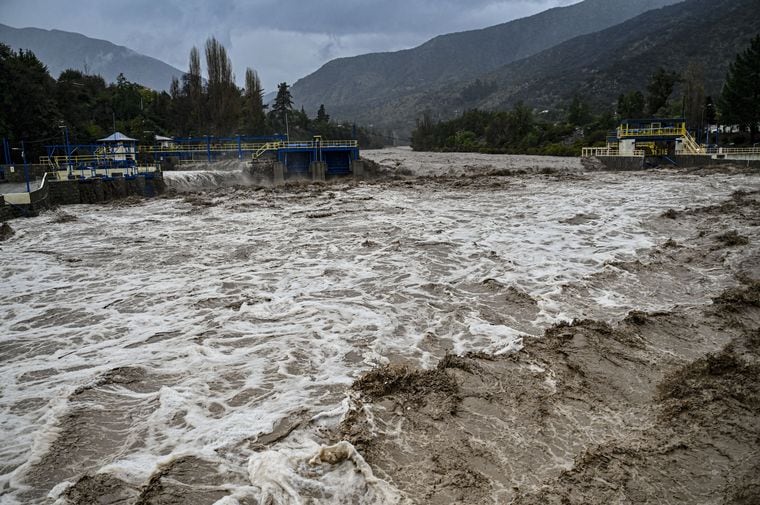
xmin=339 ymin=0 xmax=759 ymax=135
xmin=0 ymin=23 xmax=184 ymax=91
xmin=290 ymin=0 xmax=683 ymax=132
xmin=2 ymin=0 xmax=758 ymax=137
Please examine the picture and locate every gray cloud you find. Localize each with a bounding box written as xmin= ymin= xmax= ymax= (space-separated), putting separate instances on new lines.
xmin=1 ymin=0 xmax=579 ymax=91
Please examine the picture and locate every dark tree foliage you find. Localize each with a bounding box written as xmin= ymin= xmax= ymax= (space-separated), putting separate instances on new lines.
xmin=568 ymin=95 xmax=591 ymax=126
xmin=646 ymin=67 xmax=681 ymax=116
xmin=0 ymin=43 xmax=60 ymax=159
xmin=316 ymin=104 xmax=330 ymax=124
xmin=241 ymin=67 xmax=267 ymax=135
xmin=185 ymin=46 xmax=204 ymax=132
xmin=617 ymin=91 xmax=646 ymax=118
xmin=682 ymin=62 xmax=706 ymax=130
xmin=411 ymin=103 xmax=587 ymax=156
xmin=0 ymin=42 xmax=385 ymax=158
xmin=268 ymin=82 xmax=294 ymax=133
xmin=704 ymin=96 xmax=716 ymax=126
xmin=273 ymin=82 xmax=293 ymax=114
xmin=205 ymin=37 xmax=240 ymax=136
xmin=460 ymin=79 xmax=498 ymax=103
xmin=55 ymin=69 xmax=110 ymax=142
xmin=720 ymin=35 xmax=760 ymax=138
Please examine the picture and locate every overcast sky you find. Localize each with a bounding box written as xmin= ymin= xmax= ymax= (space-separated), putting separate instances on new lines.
xmin=1 ymin=0 xmax=579 ymax=92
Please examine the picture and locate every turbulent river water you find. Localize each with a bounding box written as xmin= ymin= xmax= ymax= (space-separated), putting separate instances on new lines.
xmin=1 ymin=149 xmax=757 ymax=504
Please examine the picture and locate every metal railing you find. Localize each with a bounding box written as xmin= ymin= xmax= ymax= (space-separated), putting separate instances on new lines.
xmin=141 ymin=142 xmax=272 ymax=153
xmin=582 ymin=147 xmax=645 ymax=157
xmin=617 ymin=125 xmax=687 ymax=138
xmin=705 ymin=146 xmax=760 ymax=155
xmin=681 ymin=131 xmax=705 ymax=154
xmin=141 ymin=140 xmax=358 ymax=154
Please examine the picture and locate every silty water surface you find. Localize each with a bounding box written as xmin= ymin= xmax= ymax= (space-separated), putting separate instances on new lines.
xmin=1 ymin=159 xmax=756 ymax=503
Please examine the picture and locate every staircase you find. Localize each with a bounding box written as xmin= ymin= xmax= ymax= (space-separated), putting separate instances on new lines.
xmin=254 ymin=142 xmax=280 ymax=159
xmin=682 ymin=131 xmax=705 ymax=154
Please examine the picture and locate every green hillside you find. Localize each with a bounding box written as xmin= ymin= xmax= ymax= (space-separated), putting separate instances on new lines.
xmin=290 ymin=0 xmax=681 ymax=127
xmin=306 ymin=0 xmax=758 ymax=138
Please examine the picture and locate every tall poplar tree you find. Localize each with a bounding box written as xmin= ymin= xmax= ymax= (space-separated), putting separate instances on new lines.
xmin=205 ymin=37 xmax=239 ymax=136
xmin=720 ymin=35 xmax=760 ymax=141
xmin=241 ymin=67 xmax=267 ymax=134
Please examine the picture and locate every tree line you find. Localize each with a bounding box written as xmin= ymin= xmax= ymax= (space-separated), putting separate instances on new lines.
xmin=412 ymin=35 xmax=760 ymax=154
xmin=0 ymin=37 xmax=382 ymax=163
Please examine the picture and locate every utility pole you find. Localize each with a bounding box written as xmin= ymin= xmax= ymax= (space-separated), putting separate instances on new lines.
xmin=63 ymin=125 xmax=71 ymax=176
xmin=11 ymin=144 xmax=31 ymax=192
xmin=21 ymin=140 xmax=29 ymax=193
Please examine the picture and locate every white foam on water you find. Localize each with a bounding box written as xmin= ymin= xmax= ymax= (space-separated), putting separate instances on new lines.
xmin=247 ymin=436 xmax=405 ymax=505
xmin=1 ymin=159 xmax=757 ymax=503
xmin=164 ymin=169 xmax=256 ymax=192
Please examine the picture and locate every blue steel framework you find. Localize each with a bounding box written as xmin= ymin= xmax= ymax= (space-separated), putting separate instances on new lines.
xmin=43 ymin=143 xmax=139 ymax=178
xmin=146 ymin=135 xmax=288 ymax=163
xmin=275 ymin=140 xmax=359 ymax=176
xmin=35 ymin=135 xmax=360 ymax=179
xmin=146 ymin=135 xmax=360 ymax=176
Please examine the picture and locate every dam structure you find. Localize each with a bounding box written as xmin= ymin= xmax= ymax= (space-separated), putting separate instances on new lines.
xmin=581 ymin=118 xmax=760 ymax=169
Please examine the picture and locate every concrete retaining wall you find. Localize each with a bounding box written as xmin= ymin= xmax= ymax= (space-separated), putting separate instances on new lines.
xmin=671 ymin=155 xmax=760 ymax=169
xmin=46 ymin=174 xmax=165 ymax=206
xmin=595 ymin=156 xmax=645 ymax=171
xmin=1 ymin=173 xmax=166 ymax=222
xmin=0 ymin=196 xmax=14 ymax=222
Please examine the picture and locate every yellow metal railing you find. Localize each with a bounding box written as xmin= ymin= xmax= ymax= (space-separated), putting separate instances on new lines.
xmin=681 ymin=131 xmax=705 ymax=154
xmin=37 ymin=140 xmax=360 ymax=164
xmin=140 ymin=140 xmax=359 ymax=158
xmin=618 ymin=125 xmax=687 ymax=138
xmin=254 ymin=142 xmax=283 ymax=158
xmin=141 ymin=142 xmax=274 ymax=154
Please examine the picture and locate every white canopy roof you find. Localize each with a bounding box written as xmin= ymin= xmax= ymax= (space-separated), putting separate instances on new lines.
xmin=98 ymin=132 xmax=137 ymax=142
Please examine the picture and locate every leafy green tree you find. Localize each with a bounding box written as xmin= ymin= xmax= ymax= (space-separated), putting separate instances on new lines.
xmin=510 ymin=102 xmax=534 ymax=140
xmin=269 ymin=82 xmax=294 ymax=133
xmin=646 ymin=67 xmax=681 ymax=116
xmin=617 ymin=91 xmax=646 ymax=118
xmin=55 ymin=69 xmax=110 ymax=142
xmin=411 ymin=111 xmax=435 ymax=150
xmin=241 ymin=67 xmax=267 ymax=134
xmin=184 ymin=46 xmax=205 ymax=133
xmin=682 ymin=62 xmax=706 ymax=129
xmin=316 ymin=104 xmax=330 ymax=124
xmin=568 ymin=95 xmax=591 ymax=125
xmin=273 ymin=82 xmax=293 ymax=114
xmin=484 ymin=111 xmax=510 ymax=147
xmin=0 ymin=43 xmax=61 ymax=159
xmin=112 ymin=73 xmax=143 ymax=124
xmin=205 ymin=37 xmax=240 ymax=136
xmin=719 ymin=35 xmax=760 ymax=140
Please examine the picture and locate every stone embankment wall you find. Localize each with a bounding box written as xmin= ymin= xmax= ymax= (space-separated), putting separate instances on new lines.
xmin=0 ymin=174 xmax=166 ymax=222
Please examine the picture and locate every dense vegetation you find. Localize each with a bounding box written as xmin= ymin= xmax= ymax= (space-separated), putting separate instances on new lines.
xmin=720 ymin=35 xmax=760 ymax=142
xmin=300 ymin=0 xmax=759 ymax=139
xmin=0 ymin=38 xmax=381 ymax=163
xmin=412 ymin=36 xmax=760 ymax=155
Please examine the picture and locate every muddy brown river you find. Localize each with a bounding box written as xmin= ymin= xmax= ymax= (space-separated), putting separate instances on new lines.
xmin=1 ymin=149 xmax=758 ymax=504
